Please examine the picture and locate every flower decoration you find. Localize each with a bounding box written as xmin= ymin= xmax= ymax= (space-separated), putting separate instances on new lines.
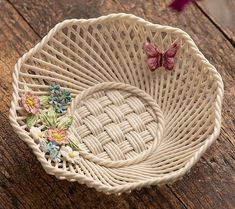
xmin=39 ymin=140 xmax=50 ymax=153
xmin=41 ymin=106 xmax=57 ymax=126
xmin=49 ymin=82 xmax=60 ymax=94
xmin=46 ymin=128 xmax=68 ymax=145
xmin=48 ymin=95 xmax=58 ymax=105
xmin=21 ymin=92 xmax=40 ymax=114
xmin=30 ymin=127 xmax=44 ymax=142
xmin=60 ymin=146 xmax=79 ymax=163
xmin=144 ymin=42 xmax=180 ymax=71
xmin=48 ymin=82 xmax=72 ymax=113
xmin=20 ymin=82 xmax=79 ymax=164
xmin=67 ymin=132 xmax=80 ymax=150
xmin=39 ymin=141 xmax=61 ymax=163
xmin=57 ymin=116 xmax=73 ymax=130
xmin=49 ymin=148 xmax=61 ymax=163
xmin=59 ymin=89 xmax=72 ymax=104
xmin=55 ymin=103 xmax=66 ymax=114
xmin=39 ymin=96 xmax=50 ymax=108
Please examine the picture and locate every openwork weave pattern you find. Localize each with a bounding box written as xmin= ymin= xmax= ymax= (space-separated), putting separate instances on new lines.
xmin=9 ymin=13 xmax=223 ymax=194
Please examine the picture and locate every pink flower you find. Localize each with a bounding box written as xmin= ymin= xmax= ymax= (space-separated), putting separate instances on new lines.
xmin=21 ymin=92 xmax=40 ymax=114
xmin=46 ymin=128 xmax=68 ymax=145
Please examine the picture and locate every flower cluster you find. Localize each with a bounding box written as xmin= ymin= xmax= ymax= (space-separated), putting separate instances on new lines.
xmin=37 ymin=106 xmax=79 ymax=163
xmin=37 ymin=122 xmax=80 ymax=163
xmin=48 ymin=82 xmax=72 ymax=113
xmin=40 ymin=141 xmax=79 ymax=163
xmin=20 ymin=83 xmax=79 ymax=163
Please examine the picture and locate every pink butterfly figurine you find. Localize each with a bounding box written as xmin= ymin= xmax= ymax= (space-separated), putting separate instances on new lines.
xmin=144 ymin=42 xmax=180 ymax=72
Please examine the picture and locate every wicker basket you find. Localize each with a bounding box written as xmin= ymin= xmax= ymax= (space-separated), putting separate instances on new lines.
xmin=9 ymin=13 xmax=223 ymax=194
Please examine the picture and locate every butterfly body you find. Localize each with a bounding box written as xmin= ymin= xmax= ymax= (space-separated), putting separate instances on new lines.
xmin=144 ymin=42 xmax=179 ymax=71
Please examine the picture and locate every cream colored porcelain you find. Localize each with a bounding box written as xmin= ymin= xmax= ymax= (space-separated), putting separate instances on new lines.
xmin=9 ymin=13 xmax=223 ymax=194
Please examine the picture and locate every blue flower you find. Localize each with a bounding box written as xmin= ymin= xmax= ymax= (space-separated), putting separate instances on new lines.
xmin=48 ymin=82 xmax=72 ymax=113
xmin=55 ymin=103 xmax=65 ymax=113
xmin=59 ymin=89 xmax=71 ymax=104
xmin=49 ymin=148 xmax=61 ymax=163
xmin=48 ymin=95 xmax=58 ymax=105
xmin=39 ymin=141 xmax=59 ymax=153
xmin=49 ymin=82 xmax=60 ymax=94
xmin=47 ymin=142 xmax=59 ymax=151
xmin=39 ymin=140 xmax=48 ymax=152
xmin=39 ymin=141 xmax=60 ymax=163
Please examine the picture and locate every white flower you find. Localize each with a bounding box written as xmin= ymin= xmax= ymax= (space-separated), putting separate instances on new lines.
xmin=60 ymin=146 xmax=79 ymax=163
xmin=30 ymin=127 xmax=44 ymax=142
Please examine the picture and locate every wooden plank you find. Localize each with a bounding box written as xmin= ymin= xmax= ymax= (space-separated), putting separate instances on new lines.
xmin=0 ymin=0 xmax=39 ymax=114
xmin=196 ymin=1 xmax=235 ymax=46
xmin=1 ymin=0 xmax=235 ymax=208
xmin=7 ymin=0 xmax=124 ymax=37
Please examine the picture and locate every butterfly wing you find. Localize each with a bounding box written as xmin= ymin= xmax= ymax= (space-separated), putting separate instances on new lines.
xmin=144 ymin=42 xmax=162 ymax=71
xmin=163 ymin=43 xmax=180 ymax=70
xmin=162 ymin=57 xmax=175 ymax=71
xmin=148 ymin=57 xmax=161 ymax=71
xmin=144 ymin=42 xmax=158 ymax=57
xmin=165 ymin=43 xmax=180 ymax=57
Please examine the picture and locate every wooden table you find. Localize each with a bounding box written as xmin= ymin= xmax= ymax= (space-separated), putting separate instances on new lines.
xmin=0 ymin=1 xmax=234 ymax=208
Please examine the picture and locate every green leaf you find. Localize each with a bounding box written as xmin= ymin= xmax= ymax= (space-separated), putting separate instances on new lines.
xmin=26 ymin=114 xmax=38 ymax=128
xmin=57 ymin=116 xmax=73 ymax=130
xmin=39 ymin=96 xmax=49 ymax=108
xmin=39 ymin=107 xmax=57 ymax=128
xmin=47 ymin=106 xmax=57 ymax=127
xmin=39 ymin=111 xmax=51 ymax=127
xmin=68 ymin=133 xmax=79 ymax=150
xmin=69 ymin=142 xmax=79 ymax=150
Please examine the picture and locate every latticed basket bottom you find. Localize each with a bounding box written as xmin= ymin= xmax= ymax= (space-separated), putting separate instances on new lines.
xmin=68 ymin=82 xmax=165 ymax=168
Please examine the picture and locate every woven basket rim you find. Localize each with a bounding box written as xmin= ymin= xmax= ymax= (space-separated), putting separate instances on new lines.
xmin=9 ymin=13 xmax=224 ymax=194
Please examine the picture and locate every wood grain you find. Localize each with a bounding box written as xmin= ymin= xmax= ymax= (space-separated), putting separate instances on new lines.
xmin=196 ymin=0 xmax=235 ymax=46
xmin=0 ymin=0 xmax=39 ymax=114
xmin=1 ymin=0 xmax=235 ymax=208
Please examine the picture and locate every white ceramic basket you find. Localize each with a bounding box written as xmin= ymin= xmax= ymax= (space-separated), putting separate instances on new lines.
xmin=9 ymin=13 xmax=223 ymax=194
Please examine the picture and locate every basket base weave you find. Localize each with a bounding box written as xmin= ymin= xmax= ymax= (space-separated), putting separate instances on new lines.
xmin=68 ymin=82 xmax=165 ymax=168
